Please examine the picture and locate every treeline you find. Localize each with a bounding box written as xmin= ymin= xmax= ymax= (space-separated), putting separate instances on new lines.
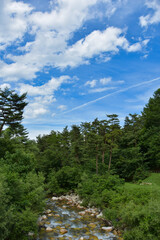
xmin=37 ymin=88 xmax=160 ymax=182
xmin=0 ymin=87 xmax=160 ymax=239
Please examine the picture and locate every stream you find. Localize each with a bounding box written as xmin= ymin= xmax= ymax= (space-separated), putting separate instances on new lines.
xmin=37 ymin=197 xmax=118 ymax=240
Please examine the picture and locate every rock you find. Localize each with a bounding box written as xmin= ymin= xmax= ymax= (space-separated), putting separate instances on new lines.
xmin=79 ymin=211 xmax=86 ymax=216
xmin=41 ymin=215 xmax=47 ymax=220
xmin=48 ymin=213 xmax=53 ymax=217
xmin=60 ymin=228 xmax=68 ymax=234
xmin=88 ymin=223 xmax=96 ymax=228
xmin=140 ymin=182 xmax=152 ymax=185
xmin=77 ymin=205 xmax=84 ymax=209
xmin=45 ymin=221 xmax=50 ymax=225
xmin=28 ymin=232 xmax=34 ymax=236
xmin=46 ymin=209 xmax=52 ymax=214
xmin=89 ymin=235 xmax=98 ymax=240
xmin=96 ymin=212 xmax=103 ymax=218
xmin=54 ymin=214 xmax=60 ymax=217
xmin=52 ymin=196 xmax=58 ymax=201
xmin=102 ymin=226 xmax=113 ymax=232
xmin=46 ymin=227 xmax=53 ymax=232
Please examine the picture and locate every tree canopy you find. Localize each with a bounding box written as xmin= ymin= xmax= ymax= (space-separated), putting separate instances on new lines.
xmin=0 ymin=88 xmax=27 ymax=134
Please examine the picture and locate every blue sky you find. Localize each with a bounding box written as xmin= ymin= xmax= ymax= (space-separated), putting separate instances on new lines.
xmin=0 ymin=0 xmax=160 ymax=139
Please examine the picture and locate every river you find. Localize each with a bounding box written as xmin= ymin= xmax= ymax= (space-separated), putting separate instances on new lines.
xmin=37 ymin=197 xmax=118 ymax=240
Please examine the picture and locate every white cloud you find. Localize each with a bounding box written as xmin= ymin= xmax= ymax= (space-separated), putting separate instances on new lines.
xmin=0 ymin=0 xmax=33 ymax=47
xmin=100 ymin=77 xmax=112 ymax=85
xmin=85 ymin=80 xmax=97 ymax=88
xmin=57 ymin=105 xmax=67 ymax=111
xmin=0 ymin=83 xmax=11 ymax=90
xmin=140 ymin=0 xmax=160 ymax=27
xmin=54 ymin=27 xmax=149 ymax=68
xmin=127 ymin=39 xmax=150 ymax=52
xmin=19 ymin=75 xmax=70 ymax=119
xmin=18 ymin=76 xmax=70 ymax=96
xmin=0 ymin=0 xmax=149 ymax=82
xmin=24 ymin=102 xmax=48 ymax=119
xmin=56 ymin=27 xmax=129 ymax=68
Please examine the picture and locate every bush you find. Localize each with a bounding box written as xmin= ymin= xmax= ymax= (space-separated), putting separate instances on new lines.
xmin=55 ymin=166 xmax=81 ymax=191
xmin=77 ymin=173 xmax=124 ymax=207
xmin=46 ymin=171 xmax=61 ymax=194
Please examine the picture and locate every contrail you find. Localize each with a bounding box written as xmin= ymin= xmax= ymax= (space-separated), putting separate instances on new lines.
xmin=62 ymin=77 xmax=160 ymax=114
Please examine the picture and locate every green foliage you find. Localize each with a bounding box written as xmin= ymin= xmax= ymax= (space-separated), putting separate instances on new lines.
xmin=46 ymin=171 xmax=60 ymax=194
xmin=1 ymin=86 xmax=160 ymax=239
xmin=0 ymin=146 xmax=45 ymax=240
xmin=141 ymin=88 xmax=160 ymax=169
xmin=0 ymin=87 xmax=27 ymax=135
xmin=1 ymin=149 xmax=36 ymax=176
xmin=55 ymin=166 xmax=81 ymax=191
xmin=77 ymin=173 xmax=124 ymax=207
xmin=103 ymin=175 xmax=160 ymax=239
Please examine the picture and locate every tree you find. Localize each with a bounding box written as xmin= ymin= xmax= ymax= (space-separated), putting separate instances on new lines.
xmin=106 ymin=114 xmax=121 ymax=171
xmin=141 ymin=88 xmax=160 ymax=169
xmin=0 ymin=88 xmax=27 ymax=134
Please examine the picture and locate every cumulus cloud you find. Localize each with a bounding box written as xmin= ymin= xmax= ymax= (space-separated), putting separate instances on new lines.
xmin=19 ymin=76 xmax=70 ymax=119
xmin=24 ymin=102 xmax=48 ymax=119
xmin=140 ymin=0 xmax=160 ymax=27
xmin=18 ymin=76 xmax=70 ymax=96
xmin=85 ymin=80 xmax=97 ymax=88
xmin=53 ymin=27 xmax=150 ymax=68
xmin=0 ymin=83 xmax=11 ymax=90
xmin=100 ymin=77 xmax=112 ymax=85
xmin=0 ymin=0 xmax=33 ymax=47
xmin=0 ymin=0 xmax=149 ymax=82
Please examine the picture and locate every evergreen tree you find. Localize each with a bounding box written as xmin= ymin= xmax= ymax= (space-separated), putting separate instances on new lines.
xmin=0 ymin=88 xmax=27 ymax=134
xmin=105 ymin=114 xmax=121 ymax=171
xmin=141 ymin=88 xmax=160 ymax=169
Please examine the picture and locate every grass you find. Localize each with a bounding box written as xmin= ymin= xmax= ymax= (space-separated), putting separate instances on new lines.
xmin=144 ymin=173 xmax=160 ymax=186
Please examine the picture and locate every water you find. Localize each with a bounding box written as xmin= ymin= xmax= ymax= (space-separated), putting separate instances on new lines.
xmin=37 ymin=198 xmax=118 ymax=240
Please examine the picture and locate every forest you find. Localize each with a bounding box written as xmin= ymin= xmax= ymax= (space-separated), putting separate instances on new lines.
xmin=0 ymin=87 xmax=160 ymax=240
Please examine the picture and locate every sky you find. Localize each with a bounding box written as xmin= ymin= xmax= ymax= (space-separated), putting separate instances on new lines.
xmin=0 ymin=0 xmax=160 ymax=139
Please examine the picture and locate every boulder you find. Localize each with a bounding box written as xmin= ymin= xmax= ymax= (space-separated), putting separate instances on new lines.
xmin=52 ymin=196 xmax=58 ymax=201
xmin=60 ymin=228 xmax=68 ymax=234
xmin=41 ymin=215 xmax=47 ymax=220
xmin=28 ymin=232 xmax=34 ymax=236
xmin=46 ymin=209 xmax=52 ymax=214
xmin=102 ymin=226 xmax=113 ymax=232
xmin=96 ymin=212 xmax=103 ymax=218
xmin=48 ymin=213 xmax=53 ymax=217
xmin=46 ymin=227 xmax=53 ymax=232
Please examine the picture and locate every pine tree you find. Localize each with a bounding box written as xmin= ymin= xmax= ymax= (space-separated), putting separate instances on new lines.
xmin=0 ymin=88 xmax=27 ymax=134
xmin=141 ymin=88 xmax=160 ymax=169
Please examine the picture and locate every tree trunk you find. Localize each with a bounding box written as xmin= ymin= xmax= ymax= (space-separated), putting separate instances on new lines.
xmin=0 ymin=122 xmax=5 ymax=134
xmin=96 ymin=145 xmax=98 ymax=174
xmin=108 ymin=146 xmax=112 ymax=171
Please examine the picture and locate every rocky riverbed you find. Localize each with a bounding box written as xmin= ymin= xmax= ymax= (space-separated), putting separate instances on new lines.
xmin=37 ymin=194 xmax=123 ymax=240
